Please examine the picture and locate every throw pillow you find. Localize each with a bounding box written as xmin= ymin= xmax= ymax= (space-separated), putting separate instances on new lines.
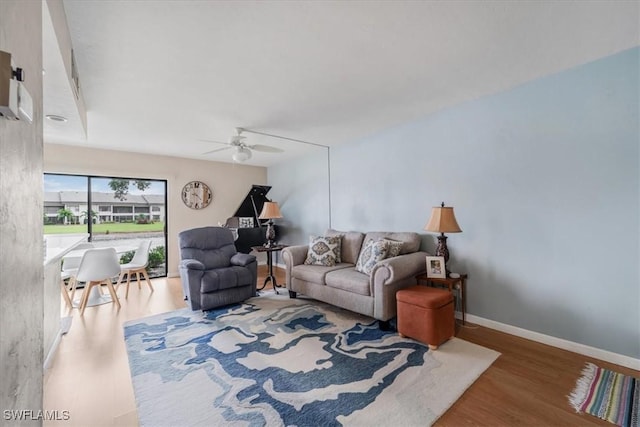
xmin=304 ymin=235 xmax=342 ymax=266
xmin=355 ymin=238 xmax=389 ymax=275
xmin=384 ymin=239 xmax=403 ymax=258
xmin=331 ymin=234 xmax=344 ymax=264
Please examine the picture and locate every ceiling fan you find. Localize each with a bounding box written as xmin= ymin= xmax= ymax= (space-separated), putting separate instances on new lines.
xmin=201 ymin=127 xmax=284 ymax=162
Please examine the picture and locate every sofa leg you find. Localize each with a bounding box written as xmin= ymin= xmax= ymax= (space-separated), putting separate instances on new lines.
xmin=379 ymin=320 xmax=393 ymax=331
xmin=288 ymin=290 xmax=297 ymax=299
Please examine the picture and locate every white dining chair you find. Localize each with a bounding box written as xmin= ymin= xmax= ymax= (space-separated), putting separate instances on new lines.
xmin=117 ymin=239 xmax=154 ymax=298
xmin=60 ymin=242 xmax=95 ymax=309
xmin=75 ymin=248 xmax=122 ymax=315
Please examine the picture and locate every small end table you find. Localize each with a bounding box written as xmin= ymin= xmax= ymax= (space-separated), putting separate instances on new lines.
xmin=252 ymin=244 xmax=287 ymax=294
xmin=415 ymin=273 xmax=468 ymax=325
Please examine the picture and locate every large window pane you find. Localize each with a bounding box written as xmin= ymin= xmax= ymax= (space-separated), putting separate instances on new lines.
xmin=43 ymin=173 xmax=167 ymax=278
xmin=43 ymin=174 xmax=88 ymax=228
xmin=89 ymin=177 xmax=167 ymax=278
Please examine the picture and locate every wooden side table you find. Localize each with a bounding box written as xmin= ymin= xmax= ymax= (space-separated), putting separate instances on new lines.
xmin=252 ymin=245 xmax=287 ymax=294
xmin=415 ymin=273 xmax=468 ymax=325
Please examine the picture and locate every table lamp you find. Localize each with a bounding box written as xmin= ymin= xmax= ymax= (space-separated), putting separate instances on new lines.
xmin=424 ymin=202 xmax=462 ymax=271
xmin=258 ymin=201 xmax=283 ymax=248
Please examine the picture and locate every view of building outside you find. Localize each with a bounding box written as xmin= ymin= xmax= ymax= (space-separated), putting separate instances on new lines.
xmin=44 ymin=173 xmax=167 ymax=278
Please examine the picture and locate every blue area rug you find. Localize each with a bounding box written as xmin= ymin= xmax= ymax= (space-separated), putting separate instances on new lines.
xmin=124 ymin=292 xmax=499 ymax=426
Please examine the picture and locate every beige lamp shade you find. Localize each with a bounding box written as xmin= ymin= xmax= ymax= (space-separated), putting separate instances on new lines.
xmin=258 ymin=202 xmax=283 ymax=219
xmin=424 ymin=205 xmax=462 ymax=233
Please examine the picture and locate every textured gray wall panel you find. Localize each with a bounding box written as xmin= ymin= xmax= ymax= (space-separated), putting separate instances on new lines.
xmin=0 ymin=0 xmax=44 ymax=418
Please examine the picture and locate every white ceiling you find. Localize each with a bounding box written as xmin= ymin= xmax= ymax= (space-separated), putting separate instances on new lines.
xmin=43 ymin=1 xmax=639 ymax=167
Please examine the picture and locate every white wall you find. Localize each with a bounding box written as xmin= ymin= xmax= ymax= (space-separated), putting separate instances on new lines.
xmin=268 ymin=146 xmax=331 ymax=245
xmin=0 ymin=0 xmax=44 ymax=415
xmin=269 ymin=47 xmax=640 ymax=360
xmin=44 ymin=144 xmax=267 ymax=277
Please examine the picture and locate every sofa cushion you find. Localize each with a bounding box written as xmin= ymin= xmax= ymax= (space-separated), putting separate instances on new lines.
xmin=364 ymin=232 xmax=421 ymax=255
xmin=355 ymin=238 xmax=389 ymax=275
xmin=325 ymin=268 xmax=370 ymax=296
xmin=326 ymin=229 xmax=365 ymax=265
xmin=292 ymin=263 xmax=353 ymax=284
xmin=304 ymin=235 xmax=342 ymax=266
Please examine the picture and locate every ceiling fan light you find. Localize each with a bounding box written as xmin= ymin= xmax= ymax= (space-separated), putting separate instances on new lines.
xmin=232 ymin=146 xmax=251 ymax=162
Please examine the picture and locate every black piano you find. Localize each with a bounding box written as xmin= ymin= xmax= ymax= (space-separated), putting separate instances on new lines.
xmin=225 ymin=185 xmax=275 ymax=253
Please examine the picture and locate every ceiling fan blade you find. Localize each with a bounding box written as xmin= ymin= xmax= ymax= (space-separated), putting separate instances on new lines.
xmin=248 ymin=144 xmax=284 ymax=153
xmin=202 ymin=146 xmax=232 ymax=155
xmin=199 ymin=138 xmax=229 ymax=146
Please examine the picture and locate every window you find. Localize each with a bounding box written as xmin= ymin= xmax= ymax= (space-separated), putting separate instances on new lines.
xmin=44 ymin=173 xmax=168 ymax=278
xmin=113 ymin=206 xmax=133 ymax=214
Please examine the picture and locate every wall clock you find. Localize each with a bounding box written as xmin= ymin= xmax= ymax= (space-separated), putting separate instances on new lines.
xmin=181 ymin=181 xmax=213 ymax=210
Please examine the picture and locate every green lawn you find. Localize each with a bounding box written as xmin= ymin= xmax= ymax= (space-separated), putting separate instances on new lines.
xmin=44 ymin=222 xmax=165 ymax=234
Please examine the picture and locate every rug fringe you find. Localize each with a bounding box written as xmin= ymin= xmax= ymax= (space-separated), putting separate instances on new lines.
xmin=568 ymin=362 xmax=598 ymax=412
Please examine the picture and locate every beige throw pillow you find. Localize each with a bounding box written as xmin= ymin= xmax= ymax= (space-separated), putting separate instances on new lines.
xmin=355 ymin=238 xmax=389 ymax=275
xmin=304 ymin=235 xmax=342 ymax=266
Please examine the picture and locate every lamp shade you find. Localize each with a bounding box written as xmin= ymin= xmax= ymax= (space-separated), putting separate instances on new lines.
xmin=424 ymin=204 xmax=462 ymax=233
xmin=258 ymin=201 xmax=283 ymax=219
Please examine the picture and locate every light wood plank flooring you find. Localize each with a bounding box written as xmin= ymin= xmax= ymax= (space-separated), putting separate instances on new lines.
xmin=44 ymin=266 xmax=638 ymax=426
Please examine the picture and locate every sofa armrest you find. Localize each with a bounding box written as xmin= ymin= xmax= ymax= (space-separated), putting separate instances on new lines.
xmin=369 ymin=251 xmax=430 ymax=321
xmin=282 ymin=245 xmax=309 ymax=290
xmin=181 ymin=258 xmax=205 ymax=270
xmin=282 ymin=245 xmax=308 ymax=268
xmin=371 ymin=251 xmax=429 ymax=287
xmin=231 ymin=253 xmax=256 ymax=267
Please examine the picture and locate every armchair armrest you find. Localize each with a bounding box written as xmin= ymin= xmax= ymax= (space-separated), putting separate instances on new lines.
xmin=231 ymin=253 xmax=257 ymax=267
xmin=180 ymin=258 xmax=205 ymax=271
xmin=179 ymin=258 xmax=205 ymax=310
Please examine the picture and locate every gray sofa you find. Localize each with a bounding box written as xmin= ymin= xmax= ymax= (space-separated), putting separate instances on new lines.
xmin=178 ymin=226 xmax=258 ymax=311
xmin=282 ymin=230 xmax=429 ymax=324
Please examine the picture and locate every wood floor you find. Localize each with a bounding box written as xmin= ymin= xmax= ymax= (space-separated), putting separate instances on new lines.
xmin=44 ymin=266 xmax=639 ymax=426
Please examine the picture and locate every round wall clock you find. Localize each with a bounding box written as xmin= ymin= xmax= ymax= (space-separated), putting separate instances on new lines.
xmin=181 ymin=181 xmax=213 ymax=210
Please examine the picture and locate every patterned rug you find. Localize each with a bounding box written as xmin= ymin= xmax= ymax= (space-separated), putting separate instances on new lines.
xmin=569 ymin=362 xmax=639 ymax=427
xmin=124 ymin=292 xmax=500 ymax=426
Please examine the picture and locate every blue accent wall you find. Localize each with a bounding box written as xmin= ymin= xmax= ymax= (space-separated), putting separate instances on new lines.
xmin=269 ymin=47 xmax=640 ymax=358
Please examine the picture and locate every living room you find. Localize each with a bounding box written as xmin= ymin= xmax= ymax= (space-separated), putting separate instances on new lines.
xmin=1 ymin=1 xmax=638 ymax=425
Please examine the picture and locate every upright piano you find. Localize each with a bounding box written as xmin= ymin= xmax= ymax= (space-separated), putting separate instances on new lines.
xmin=225 ymin=185 xmax=274 ymax=253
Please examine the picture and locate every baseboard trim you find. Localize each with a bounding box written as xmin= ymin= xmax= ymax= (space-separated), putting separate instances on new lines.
xmin=44 ymin=316 xmax=72 ymax=370
xmin=464 ymin=313 xmax=640 ymax=371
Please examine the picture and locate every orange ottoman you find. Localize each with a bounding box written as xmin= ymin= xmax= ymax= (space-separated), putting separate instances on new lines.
xmin=397 ymin=286 xmax=455 ymax=350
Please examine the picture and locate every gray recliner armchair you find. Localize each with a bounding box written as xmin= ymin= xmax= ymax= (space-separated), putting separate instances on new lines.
xmin=178 ymin=226 xmax=258 ymax=311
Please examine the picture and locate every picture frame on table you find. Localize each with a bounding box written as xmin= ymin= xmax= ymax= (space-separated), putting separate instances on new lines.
xmin=238 ymin=217 xmax=254 ymax=228
xmin=426 ymin=256 xmax=446 ymax=279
